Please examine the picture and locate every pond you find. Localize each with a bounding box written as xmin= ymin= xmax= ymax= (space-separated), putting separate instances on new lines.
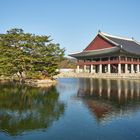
xmin=0 ymin=78 xmax=140 ymax=140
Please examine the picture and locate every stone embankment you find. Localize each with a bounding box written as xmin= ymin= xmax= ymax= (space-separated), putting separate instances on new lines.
xmin=54 ymin=72 xmax=140 ymax=80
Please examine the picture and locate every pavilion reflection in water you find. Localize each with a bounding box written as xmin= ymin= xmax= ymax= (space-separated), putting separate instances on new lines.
xmin=77 ymin=78 xmax=140 ymax=122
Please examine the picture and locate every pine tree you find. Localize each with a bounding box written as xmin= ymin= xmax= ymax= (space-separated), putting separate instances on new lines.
xmin=0 ymin=28 xmax=65 ymax=82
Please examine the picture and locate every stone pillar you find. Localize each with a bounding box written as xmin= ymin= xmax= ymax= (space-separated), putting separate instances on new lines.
xmin=125 ymin=64 xmax=128 ymax=73
xmin=131 ymin=64 xmax=134 ymax=73
xmin=118 ymin=63 xmax=121 ymax=74
xmin=137 ymin=64 xmax=140 ymax=73
xmin=76 ymin=65 xmax=80 ymax=73
xmin=108 ymin=57 xmax=111 ymax=73
xmin=84 ymin=65 xmax=86 ymax=73
xmin=90 ymin=65 xmax=93 ymax=73
xmin=108 ymin=64 xmax=111 ymax=73
xmin=99 ymin=64 xmax=102 ymax=73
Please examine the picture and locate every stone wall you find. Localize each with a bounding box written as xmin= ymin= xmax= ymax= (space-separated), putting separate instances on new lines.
xmin=54 ymin=72 xmax=140 ymax=80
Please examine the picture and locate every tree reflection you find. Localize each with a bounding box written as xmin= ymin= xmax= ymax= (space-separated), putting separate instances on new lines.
xmin=0 ymin=82 xmax=65 ymax=136
xmin=77 ymin=78 xmax=140 ymax=123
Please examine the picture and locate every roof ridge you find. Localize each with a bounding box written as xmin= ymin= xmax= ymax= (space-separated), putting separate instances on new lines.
xmin=100 ymin=32 xmax=133 ymax=41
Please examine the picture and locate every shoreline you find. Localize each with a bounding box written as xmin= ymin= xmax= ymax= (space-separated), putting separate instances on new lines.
xmin=1 ymin=72 xmax=140 ymax=87
xmin=0 ymin=77 xmax=57 ymax=88
xmin=25 ymin=79 xmax=57 ymax=87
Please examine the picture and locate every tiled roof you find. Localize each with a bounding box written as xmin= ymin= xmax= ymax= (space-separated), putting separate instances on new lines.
xmin=69 ymin=31 xmax=140 ymax=58
xmin=100 ymin=32 xmax=140 ymax=55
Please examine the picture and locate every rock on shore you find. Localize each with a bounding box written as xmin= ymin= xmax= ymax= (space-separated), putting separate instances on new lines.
xmin=25 ymin=79 xmax=57 ymax=87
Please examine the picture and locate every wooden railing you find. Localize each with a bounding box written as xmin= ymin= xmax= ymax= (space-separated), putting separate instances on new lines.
xmin=77 ymin=60 xmax=140 ymax=65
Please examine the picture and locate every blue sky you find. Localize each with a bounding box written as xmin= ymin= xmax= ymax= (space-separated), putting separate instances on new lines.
xmin=0 ymin=0 xmax=140 ymax=56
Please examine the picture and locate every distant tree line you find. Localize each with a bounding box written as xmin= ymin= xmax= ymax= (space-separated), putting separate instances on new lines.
xmin=0 ymin=28 xmax=65 ymax=82
xmin=58 ymin=57 xmax=77 ymax=69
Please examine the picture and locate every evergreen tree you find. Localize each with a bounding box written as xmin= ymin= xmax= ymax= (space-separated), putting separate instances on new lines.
xmin=0 ymin=28 xmax=65 ymax=82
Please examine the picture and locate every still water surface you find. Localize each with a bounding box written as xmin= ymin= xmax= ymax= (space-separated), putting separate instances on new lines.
xmin=0 ymin=78 xmax=140 ymax=140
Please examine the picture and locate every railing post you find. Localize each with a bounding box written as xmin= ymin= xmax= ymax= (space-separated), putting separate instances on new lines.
xmin=125 ymin=64 xmax=128 ymax=73
xmin=84 ymin=65 xmax=86 ymax=73
xmin=108 ymin=57 xmax=111 ymax=73
xmin=99 ymin=64 xmax=102 ymax=73
xmin=99 ymin=58 xmax=102 ymax=73
xmin=76 ymin=65 xmax=80 ymax=73
xmin=137 ymin=64 xmax=140 ymax=73
xmin=90 ymin=65 xmax=93 ymax=73
xmin=107 ymin=63 xmax=110 ymax=73
xmin=131 ymin=64 xmax=134 ymax=73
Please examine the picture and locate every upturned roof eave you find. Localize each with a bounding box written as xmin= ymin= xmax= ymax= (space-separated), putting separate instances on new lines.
xmin=69 ymin=47 xmax=120 ymax=58
xmin=120 ymin=47 xmax=140 ymax=56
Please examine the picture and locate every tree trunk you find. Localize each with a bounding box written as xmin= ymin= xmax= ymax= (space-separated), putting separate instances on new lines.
xmin=19 ymin=71 xmax=25 ymax=84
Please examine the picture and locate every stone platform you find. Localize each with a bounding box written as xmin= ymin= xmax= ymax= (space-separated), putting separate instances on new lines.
xmin=54 ymin=72 xmax=140 ymax=80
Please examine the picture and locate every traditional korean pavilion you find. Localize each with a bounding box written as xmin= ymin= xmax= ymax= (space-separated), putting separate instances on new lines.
xmin=70 ymin=31 xmax=140 ymax=74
